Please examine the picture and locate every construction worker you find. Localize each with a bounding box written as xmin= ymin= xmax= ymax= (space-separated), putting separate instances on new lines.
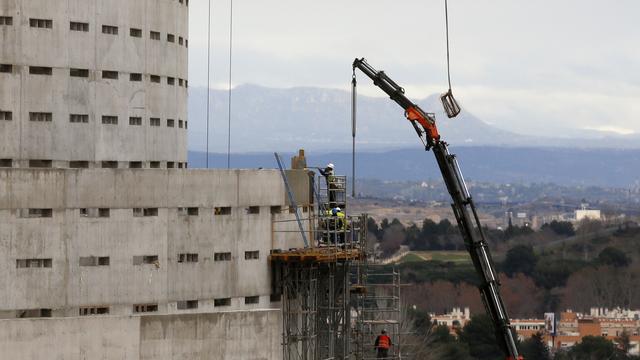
xmin=319 ymin=163 xmax=337 ymax=208
xmin=374 ymin=329 xmax=392 ymax=359
xmin=334 ymin=207 xmax=347 ymax=244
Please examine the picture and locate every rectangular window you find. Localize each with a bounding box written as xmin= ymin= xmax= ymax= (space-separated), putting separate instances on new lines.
xmin=79 ymin=256 xmax=110 ymax=266
xmin=133 ymin=304 xmax=158 ymax=313
xmin=101 ymin=161 xmax=117 ymax=168
xmin=167 ymin=119 xmax=175 ymax=127
xmin=132 ymin=255 xmax=159 ymax=265
xmin=0 ymin=64 xmax=12 ymax=73
xmin=246 ymin=206 xmax=260 ymax=214
xmin=131 ymin=208 xmax=158 ymax=217
xmin=101 ymin=115 xmax=118 ymax=125
xmin=130 ymin=28 xmax=142 ymax=37
xmin=70 ymin=21 xmax=89 ymax=32
xmin=178 ymin=207 xmax=199 ymax=216
xmin=149 ymin=161 xmax=160 ymax=168
xmin=79 ymin=307 xmax=109 ymax=316
xmin=177 ymin=300 xmax=198 ymax=310
xmin=185 ymin=121 xmax=188 ymax=129
xmin=102 ymin=25 xmax=118 ymax=35
xmin=167 ymin=161 xmax=175 ymax=169
xmin=177 ymin=163 xmax=183 ymax=169
xmin=27 ymin=208 xmax=53 ymax=218
xmin=245 ymin=251 xmax=259 ymax=260
xmin=178 ymin=36 xmax=184 ymax=45
xmin=69 ymin=114 xmax=89 ymax=123
xmin=16 ymin=258 xmax=53 ymax=268
xmin=177 ymin=253 xmax=198 ymax=263
xmin=70 ymin=68 xmax=89 ymax=77
xmin=102 ymin=70 xmax=118 ymax=79
xmin=185 ymin=39 xmax=188 ymax=48
xmin=129 ymin=116 xmax=142 ymax=126
xmin=30 ymin=18 xmax=53 ymax=29
xmin=0 ymin=16 xmax=13 ymax=26
xmin=29 ymin=66 xmax=52 ymax=75
xmin=129 ymin=161 xmax=142 ymax=168
xmin=98 ymin=208 xmax=110 ymax=218
xmin=150 ymin=75 xmax=160 ymax=83
xmin=130 ymin=73 xmax=142 ymax=81
xmin=17 ymin=309 xmax=52 ymax=318
xmin=150 ymin=117 xmax=160 ymax=126
xmin=178 ymin=78 xmax=184 ymax=87
xmin=167 ymin=33 xmax=175 ymax=42
xmin=245 ymin=296 xmax=259 ymax=305
xmin=28 ymin=159 xmax=52 ymax=168
xmin=150 ymin=31 xmax=160 ymax=40
xmin=167 ymin=77 xmax=175 ymax=85
xmin=0 ymin=111 xmax=12 ymax=121
xmin=0 ymin=159 xmax=13 ymax=167
xmin=270 ymin=206 xmax=281 ymax=214
xmin=214 ymin=207 xmax=231 ymax=215
xmin=69 ymin=161 xmax=88 ymax=168
xmin=178 ymin=119 xmax=184 ymax=128
xmin=29 ymin=112 xmax=53 ymax=122
xmin=214 ymin=252 xmax=232 ymax=261
xmin=214 ymin=298 xmax=231 ymax=307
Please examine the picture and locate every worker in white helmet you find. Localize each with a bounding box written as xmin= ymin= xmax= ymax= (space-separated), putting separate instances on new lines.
xmin=319 ymin=163 xmax=337 ymax=207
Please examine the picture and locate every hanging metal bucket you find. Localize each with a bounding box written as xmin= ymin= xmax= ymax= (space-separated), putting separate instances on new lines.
xmin=441 ymin=89 xmax=461 ymax=118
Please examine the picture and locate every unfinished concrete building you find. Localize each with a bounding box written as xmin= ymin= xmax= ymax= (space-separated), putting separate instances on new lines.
xmin=0 ymin=1 xmax=310 ymax=358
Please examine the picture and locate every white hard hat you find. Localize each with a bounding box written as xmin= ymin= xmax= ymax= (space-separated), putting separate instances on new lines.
xmin=327 ymin=163 xmax=335 ymax=169
xmin=335 ymin=207 xmax=341 ymax=211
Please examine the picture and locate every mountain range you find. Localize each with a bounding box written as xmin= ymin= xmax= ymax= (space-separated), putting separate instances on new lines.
xmin=187 ymin=84 xmax=640 ymax=153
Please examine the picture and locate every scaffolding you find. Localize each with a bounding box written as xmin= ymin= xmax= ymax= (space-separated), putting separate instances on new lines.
xmin=270 ymin=172 xmax=404 ymax=360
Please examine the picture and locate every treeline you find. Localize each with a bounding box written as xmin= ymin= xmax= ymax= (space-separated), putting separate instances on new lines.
xmin=367 ymin=217 xmax=576 ymax=257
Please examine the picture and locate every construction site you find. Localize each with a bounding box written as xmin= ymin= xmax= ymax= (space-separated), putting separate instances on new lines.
xmin=0 ymin=0 xmax=577 ymax=359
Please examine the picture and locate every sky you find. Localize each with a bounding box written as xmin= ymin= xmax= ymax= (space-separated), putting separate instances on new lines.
xmin=187 ymin=0 xmax=639 ymax=137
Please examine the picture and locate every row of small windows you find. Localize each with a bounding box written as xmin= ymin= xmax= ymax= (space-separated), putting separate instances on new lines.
xmin=0 ymin=160 xmax=188 ymax=169
xmin=15 ymin=206 xmax=269 ymax=218
xmin=0 ymin=110 xmax=187 ymax=128
xmin=17 ymin=252 xmax=259 ymax=269
xmin=16 ymin=17 xmax=190 ymax=47
xmin=2 ymin=65 xmax=189 ymax=87
xmin=9 ymin=206 xmax=289 ymax=218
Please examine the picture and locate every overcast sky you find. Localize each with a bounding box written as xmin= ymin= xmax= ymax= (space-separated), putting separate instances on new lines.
xmin=187 ymin=0 xmax=639 ymax=137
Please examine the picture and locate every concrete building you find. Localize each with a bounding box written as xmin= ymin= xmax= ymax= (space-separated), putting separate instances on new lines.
xmin=0 ymin=0 xmax=188 ymax=169
xmin=0 ymin=1 xmax=309 ymax=358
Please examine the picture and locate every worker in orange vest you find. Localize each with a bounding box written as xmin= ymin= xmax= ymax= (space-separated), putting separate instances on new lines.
xmin=374 ymin=329 xmax=392 ymax=359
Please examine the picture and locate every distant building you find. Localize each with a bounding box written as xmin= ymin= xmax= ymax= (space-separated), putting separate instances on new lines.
xmin=575 ymin=209 xmax=601 ymax=221
xmin=430 ymin=307 xmax=471 ymax=333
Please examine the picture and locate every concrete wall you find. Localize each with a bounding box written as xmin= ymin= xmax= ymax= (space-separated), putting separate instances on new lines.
xmin=0 ymin=0 xmax=188 ymax=167
xmin=0 ymin=310 xmax=281 ymax=360
xmin=0 ymin=168 xmax=310 ymax=317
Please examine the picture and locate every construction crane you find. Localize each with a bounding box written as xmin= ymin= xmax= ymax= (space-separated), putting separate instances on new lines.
xmin=352 ymin=58 xmax=523 ymax=360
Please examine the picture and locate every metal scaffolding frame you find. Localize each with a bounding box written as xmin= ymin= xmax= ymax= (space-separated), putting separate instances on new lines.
xmin=271 ymin=173 xmax=404 ymax=360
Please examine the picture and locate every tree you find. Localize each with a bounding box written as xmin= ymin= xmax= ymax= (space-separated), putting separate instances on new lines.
xmin=458 ymin=314 xmax=504 ymax=360
xmin=568 ymin=335 xmax=617 ymax=359
xmin=541 ymin=220 xmax=575 ymax=237
xmin=597 ymin=247 xmax=631 ymax=267
xmin=503 ymin=245 xmax=537 ymax=277
xmin=520 ymin=332 xmax=551 ymax=360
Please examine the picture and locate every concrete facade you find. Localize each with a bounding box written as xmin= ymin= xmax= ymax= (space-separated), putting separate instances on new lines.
xmin=0 ymin=310 xmax=281 ymax=360
xmin=0 ymin=168 xmax=308 ymax=318
xmin=0 ymin=0 xmax=189 ymax=168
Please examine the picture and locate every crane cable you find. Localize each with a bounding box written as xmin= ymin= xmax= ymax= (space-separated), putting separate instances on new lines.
xmin=351 ymin=70 xmax=357 ymax=198
xmin=445 ymin=0 xmax=452 ymax=92
xmin=441 ymin=0 xmax=461 ymax=118
xmin=227 ymin=0 xmax=233 ymax=169
xmin=205 ymin=0 xmax=212 ymax=168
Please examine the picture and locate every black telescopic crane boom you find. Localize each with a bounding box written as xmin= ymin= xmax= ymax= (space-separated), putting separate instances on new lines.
xmin=352 ymin=58 xmax=522 ymax=360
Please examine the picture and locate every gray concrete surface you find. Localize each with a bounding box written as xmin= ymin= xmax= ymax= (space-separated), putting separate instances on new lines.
xmin=0 ymin=310 xmax=281 ymax=360
xmin=0 ymin=0 xmax=188 ymax=166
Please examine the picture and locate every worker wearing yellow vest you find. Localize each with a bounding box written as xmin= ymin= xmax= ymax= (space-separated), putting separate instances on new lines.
xmin=319 ymin=163 xmax=337 ymax=208
xmin=374 ymin=329 xmax=392 ymax=359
